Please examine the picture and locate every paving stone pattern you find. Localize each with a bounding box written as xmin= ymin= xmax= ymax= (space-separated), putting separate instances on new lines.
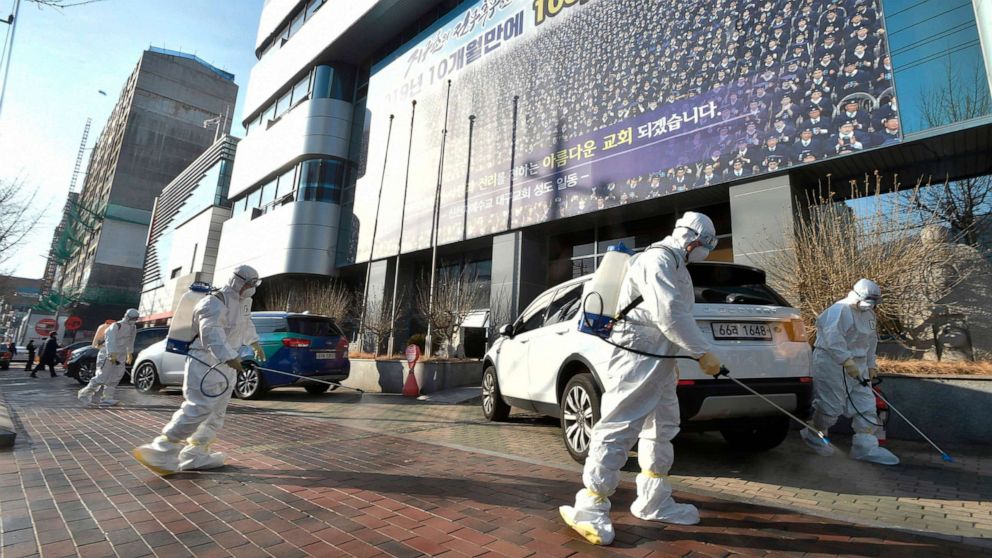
xmin=0 ymin=374 xmax=989 ymax=557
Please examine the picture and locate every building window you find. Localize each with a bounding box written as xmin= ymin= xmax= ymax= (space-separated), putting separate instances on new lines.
xmin=244 ymin=63 xmax=357 ymax=136
xmin=291 ymin=75 xmax=310 ymax=106
xmin=886 ymin=0 xmax=992 ymax=133
xmin=298 ymin=159 xmax=344 ymax=203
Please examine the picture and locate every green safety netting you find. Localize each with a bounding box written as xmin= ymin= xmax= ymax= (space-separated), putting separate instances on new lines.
xmin=32 ymin=199 xmax=107 ymax=312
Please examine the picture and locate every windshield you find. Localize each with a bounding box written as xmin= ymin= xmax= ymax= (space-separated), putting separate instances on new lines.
xmin=287 ymin=317 xmax=344 ymax=338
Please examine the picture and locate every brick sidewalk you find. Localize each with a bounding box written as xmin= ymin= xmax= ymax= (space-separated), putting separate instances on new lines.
xmin=243 ymin=389 xmax=992 ymax=541
xmin=1 ymin=376 xmax=989 ymax=557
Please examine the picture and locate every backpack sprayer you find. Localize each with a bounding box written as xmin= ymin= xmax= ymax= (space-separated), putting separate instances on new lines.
xmin=167 ymin=283 xmax=364 ymax=399
xmin=855 ymin=376 xmax=952 ymax=463
xmin=578 ymin=243 xmax=831 ymax=446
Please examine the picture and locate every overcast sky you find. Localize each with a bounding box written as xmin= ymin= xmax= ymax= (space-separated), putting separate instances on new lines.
xmin=0 ymin=0 xmax=264 ymax=279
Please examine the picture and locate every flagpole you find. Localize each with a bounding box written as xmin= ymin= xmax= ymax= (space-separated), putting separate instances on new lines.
xmin=386 ymin=100 xmax=418 ymax=356
xmin=425 ymin=80 xmax=453 ymax=358
xmin=358 ymin=114 xmax=395 ymax=352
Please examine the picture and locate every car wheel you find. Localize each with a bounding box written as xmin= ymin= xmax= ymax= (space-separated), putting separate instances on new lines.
xmin=0 ymin=362 xmax=8 ymax=370
xmin=481 ymin=365 xmax=510 ymax=421
xmin=234 ymin=363 xmax=266 ymax=400
xmin=720 ymin=416 xmax=791 ymax=451
xmin=77 ymin=361 xmax=96 ymax=385
xmin=132 ymin=362 xmax=160 ymax=393
xmin=561 ymin=373 xmax=601 ymax=463
xmin=305 ymin=384 xmax=330 ymax=395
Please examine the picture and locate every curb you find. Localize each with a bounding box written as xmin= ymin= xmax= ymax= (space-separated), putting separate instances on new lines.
xmin=0 ymin=387 xmax=15 ymax=449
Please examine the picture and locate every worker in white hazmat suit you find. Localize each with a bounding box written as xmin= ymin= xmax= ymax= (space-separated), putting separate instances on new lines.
xmin=560 ymin=212 xmax=724 ymax=546
xmin=133 ymin=265 xmax=266 ymax=475
xmin=800 ymin=278 xmax=898 ymax=465
xmin=78 ymin=309 xmax=139 ymax=406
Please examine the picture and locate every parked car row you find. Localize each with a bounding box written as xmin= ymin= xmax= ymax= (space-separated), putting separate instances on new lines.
xmin=129 ymin=312 xmax=350 ymax=399
xmin=66 ymin=327 xmax=170 ymax=384
xmin=482 ymin=261 xmax=813 ymax=462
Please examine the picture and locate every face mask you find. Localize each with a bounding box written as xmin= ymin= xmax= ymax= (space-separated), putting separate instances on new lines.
xmin=688 ymin=246 xmax=711 ymax=263
xmin=857 ymin=300 xmax=876 ymax=312
xmin=241 ymin=286 xmax=256 ymax=299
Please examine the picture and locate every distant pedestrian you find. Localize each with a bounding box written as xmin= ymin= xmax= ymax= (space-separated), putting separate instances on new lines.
xmin=30 ymin=333 xmax=59 ymax=378
xmin=24 ymin=340 xmax=35 ymax=371
xmin=6 ymin=340 xmax=16 ymax=357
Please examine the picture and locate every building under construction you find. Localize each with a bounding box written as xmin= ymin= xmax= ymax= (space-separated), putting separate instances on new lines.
xmin=44 ymin=48 xmax=238 ymax=338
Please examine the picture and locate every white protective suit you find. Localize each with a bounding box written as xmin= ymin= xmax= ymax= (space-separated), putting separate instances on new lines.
xmin=560 ymin=212 xmax=718 ymax=545
xmin=801 ymin=279 xmax=899 ymax=465
xmin=78 ymin=309 xmax=138 ymax=405
xmin=133 ymin=265 xmax=260 ymax=474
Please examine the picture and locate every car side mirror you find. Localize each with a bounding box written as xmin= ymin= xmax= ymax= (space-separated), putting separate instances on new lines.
xmin=499 ymin=324 xmax=514 ymax=338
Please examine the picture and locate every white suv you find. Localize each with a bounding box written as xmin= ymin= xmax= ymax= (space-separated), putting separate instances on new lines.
xmin=481 ymin=262 xmax=812 ymax=462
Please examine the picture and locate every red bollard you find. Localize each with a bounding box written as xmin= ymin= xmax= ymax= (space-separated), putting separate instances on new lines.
xmin=403 ymin=344 xmax=421 ymax=398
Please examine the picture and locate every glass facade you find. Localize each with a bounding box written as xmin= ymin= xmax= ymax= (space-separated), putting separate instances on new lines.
xmin=885 ymin=0 xmax=992 ymax=133
xmin=258 ymin=0 xmax=329 ymax=60
xmin=244 ymin=64 xmax=356 ymax=135
xmin=233 ymin=157 xmax=348 ymax=218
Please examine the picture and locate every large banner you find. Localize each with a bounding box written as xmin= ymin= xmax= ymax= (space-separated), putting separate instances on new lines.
xmin=347 ymin=0 xmax=900 ymax=264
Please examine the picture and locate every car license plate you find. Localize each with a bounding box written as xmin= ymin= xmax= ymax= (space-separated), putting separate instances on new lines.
xmin=711 ymin=322 xmax=772 ymax=340
xmin=315 ymin=352 xmax=335 ymax=360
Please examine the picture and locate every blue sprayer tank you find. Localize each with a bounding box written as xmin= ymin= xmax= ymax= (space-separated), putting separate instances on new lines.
xmin=579 ymin=243 xmax=633 ymax=337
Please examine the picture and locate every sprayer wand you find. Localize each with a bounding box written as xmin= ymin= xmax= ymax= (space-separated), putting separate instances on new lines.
xmin=859 ymin=378 xmax=953 ymax=463
xmin=187 ymin=354 xmax=365 ymax=398
xmin=716 ymin=366 xmax=830 ymax=445
xmin=253 ymin=365 xmax=366 ymax=394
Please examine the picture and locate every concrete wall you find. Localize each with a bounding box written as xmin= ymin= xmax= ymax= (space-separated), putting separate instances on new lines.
xmin=94 ymin=219 xmax=150 ymax=270
xmin=342 ymin=359 xmax=482 ymax=393
xmin=214 ymin=200 xmax=343 ymax=280
xmin=247 ymin=0 xmax=379 ymax=115
xmin=140 ymin=206 xmax=232 ymax=317
xmin=112 ymin=52 xmax=238 ymax=212
xmin=729 ymin=174 xmax=799 ymax=270
xmin=490 ymin=230 xmax=549 ymax=322
xmin=876 ymin=375 xmax=992 ymax=445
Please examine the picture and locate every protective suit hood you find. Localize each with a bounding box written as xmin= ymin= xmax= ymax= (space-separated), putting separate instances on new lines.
xmin=123 ymin=308 xmax=139 ymax=323
xmin=849 ymin=278 xmax=881 ymax=312
xmin=672 ymin=212 xmax=717 ymax=262
xmin=227 ymin=265 xmax=260 ymax=299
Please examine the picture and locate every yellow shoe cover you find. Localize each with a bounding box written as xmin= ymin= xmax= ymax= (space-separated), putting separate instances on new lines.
xmin=559 ymin=505 xmax=614 ymax=545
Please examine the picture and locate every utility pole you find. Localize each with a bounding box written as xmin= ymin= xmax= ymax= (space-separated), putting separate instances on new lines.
xmin=0 ymin=0 xmax=22 ymax=119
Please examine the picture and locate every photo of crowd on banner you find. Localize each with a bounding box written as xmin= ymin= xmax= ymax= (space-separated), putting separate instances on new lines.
xmin=353 ymin=0 xmax=901 ymax=259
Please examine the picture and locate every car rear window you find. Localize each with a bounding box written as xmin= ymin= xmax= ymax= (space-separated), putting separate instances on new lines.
xmin=134 ymin=329 xmax=168 ymax=352
xmin=287 ymin=317 xmax=344 ymax=337
xmin=688 ymin=264 xmax=790 ymax=306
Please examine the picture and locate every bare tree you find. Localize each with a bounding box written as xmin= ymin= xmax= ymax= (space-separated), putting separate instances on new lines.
xmin=0 ymin=178 xmax=43 ymax=270
xmin=416 ymin=267 xmax=485 ymax=358
xmin=908 ymin=64 xmax=992 ymax=248
xmin=363 ymin=289 xmax=406 ymax=357
xmin=487 ymin=285 xmax=514 ymax=347
xmin=26 ymin=0 xmax=106 ymax=8
xmin=763 ymin=173 xmax=960 ymax=347
xmin=256 ymin=279 xmax=355 ymax=324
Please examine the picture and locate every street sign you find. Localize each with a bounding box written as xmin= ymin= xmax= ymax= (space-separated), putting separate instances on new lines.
xmin=405 ymin=344 xmax=421 ymax=369
xmin=65 ymin=316 xmax=83 ymax=331
xmin=35 ymin=318 xmax=57 ymax=336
